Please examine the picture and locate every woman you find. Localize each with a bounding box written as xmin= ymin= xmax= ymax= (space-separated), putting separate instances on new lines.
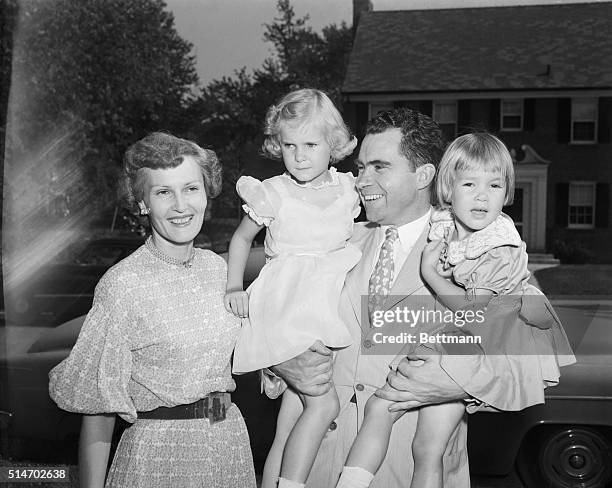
xmin=49 ymin=132 xmax=256 ymax=488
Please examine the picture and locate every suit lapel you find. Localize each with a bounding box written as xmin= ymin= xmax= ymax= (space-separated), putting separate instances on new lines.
xmin=346 ymin=225 xmax=382 ymax=332
xmin=384 ymin=223 xmax=430 ymax=309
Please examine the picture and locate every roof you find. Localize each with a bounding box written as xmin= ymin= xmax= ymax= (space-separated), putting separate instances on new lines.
xmin=343 ymin=2 xmax=612 ymax=94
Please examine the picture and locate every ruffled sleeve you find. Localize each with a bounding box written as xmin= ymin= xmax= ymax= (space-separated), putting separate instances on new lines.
xmin=236 ymin=176 xmax=276 ymax=226
xmin=337 ymin=171 xmax=361 ymax=218
xmin=453 ymin=245 xmax=528 ymax=296
xmin=49 ymin=270 xmax=137 ymax=423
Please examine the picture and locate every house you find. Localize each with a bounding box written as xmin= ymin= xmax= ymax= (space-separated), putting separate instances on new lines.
xmin=342 ymin=1 xmax=612 ymax=262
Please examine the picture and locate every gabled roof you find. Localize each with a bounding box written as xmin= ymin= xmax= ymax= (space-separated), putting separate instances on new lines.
xmin=343 ymin=2 xmax=612 ymax=94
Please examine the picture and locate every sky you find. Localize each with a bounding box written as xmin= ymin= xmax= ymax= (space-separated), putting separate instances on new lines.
xmin=165 ymin=0 xmax=608 ymax=86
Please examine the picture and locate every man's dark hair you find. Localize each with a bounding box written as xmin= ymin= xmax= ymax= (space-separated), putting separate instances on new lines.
xmin=365 ymin=108 xmax=445 ymax=171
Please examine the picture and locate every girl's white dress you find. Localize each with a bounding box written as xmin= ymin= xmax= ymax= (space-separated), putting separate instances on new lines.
xmin=232 ymin=168 xmax=362 ymax=374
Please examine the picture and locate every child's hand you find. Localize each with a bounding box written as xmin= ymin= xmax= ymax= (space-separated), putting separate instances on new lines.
xmin=421 ymin=239 xmax=444 ymax=276
xmin=224 ymin=290 xmax=249 ymax=318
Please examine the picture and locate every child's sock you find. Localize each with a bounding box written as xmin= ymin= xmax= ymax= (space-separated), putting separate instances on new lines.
xmin=336 ymin=466 xmax=375 ymax=488
xmin=277 ymin=478 xmax=305 ymax=488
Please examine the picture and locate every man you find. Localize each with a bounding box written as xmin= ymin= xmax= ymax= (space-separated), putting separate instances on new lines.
xmin=267 ymin=108 xmax=540 ymax=487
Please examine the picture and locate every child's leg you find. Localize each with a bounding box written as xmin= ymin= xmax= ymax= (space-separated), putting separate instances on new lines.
xmin=336 ymin=389 xmax=405 ymax=488
xmin=410 ymin=401 xmax=465 ymax=488
xmin=278 ymin=384 xmax=340 ymax=486
xmin=261 ymin=389 xmax=304 ymax=488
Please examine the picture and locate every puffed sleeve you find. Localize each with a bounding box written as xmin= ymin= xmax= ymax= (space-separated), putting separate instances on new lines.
xmin=237 ymin=176 xmax=276 ymax=226
xmin=338 ymin=171 xmax=361 ymax=218
xmin=454 ymin=245 xmax=527 ymax=296
xmin=49 ymin=271 xmax=137 ymax=423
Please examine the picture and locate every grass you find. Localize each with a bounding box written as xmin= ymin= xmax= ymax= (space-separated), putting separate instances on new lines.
xmin=534 ymin=265 xmax=612 ymax=296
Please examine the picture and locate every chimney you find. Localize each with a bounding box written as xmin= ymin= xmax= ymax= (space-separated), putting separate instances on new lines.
xmin=353 ymin=0 xmax=372 ymax=29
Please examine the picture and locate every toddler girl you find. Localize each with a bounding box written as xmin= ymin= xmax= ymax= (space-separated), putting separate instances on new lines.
xmin=225 ymin=88 xmax=360 ymax=488
xmin=337 ymin=132 xmax=575 ymax=488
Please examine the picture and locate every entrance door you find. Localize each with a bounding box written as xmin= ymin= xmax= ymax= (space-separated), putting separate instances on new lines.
xmin=504 ymin=183 xmax=531 ymax=246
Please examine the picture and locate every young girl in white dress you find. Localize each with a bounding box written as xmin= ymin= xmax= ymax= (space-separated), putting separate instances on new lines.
xmin=225 ymin=88 xmax=360 ymax=488
xmin=337 ymin=132 xmax=575 ymax=488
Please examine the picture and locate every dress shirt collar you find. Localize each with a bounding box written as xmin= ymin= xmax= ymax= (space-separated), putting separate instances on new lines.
xmin=383 ymin=207 xmax=432 ymax=253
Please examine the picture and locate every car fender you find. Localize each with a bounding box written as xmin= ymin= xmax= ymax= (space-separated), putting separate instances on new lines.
xmin=468 ymin=395 xmax=612 ymax=475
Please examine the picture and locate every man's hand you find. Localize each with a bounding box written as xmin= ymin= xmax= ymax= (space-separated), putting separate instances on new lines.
xmin=269 ymin=341 xmax=333 ymax=397
xmin=375 ymin=353 xmax=467 ymax=412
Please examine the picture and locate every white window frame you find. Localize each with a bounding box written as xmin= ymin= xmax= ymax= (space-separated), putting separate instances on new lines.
xmin=369 ymin=102 xmax=394 ymax=119
xmin=568 ymin=181 xmax=596 ymax=229
xmin=433 ymin=100 xmax=457 ymax=139
xmin=571 ymin=98 xmax=598 ymax=144
xmin=500 ymin=99 xmax=524 ymax=131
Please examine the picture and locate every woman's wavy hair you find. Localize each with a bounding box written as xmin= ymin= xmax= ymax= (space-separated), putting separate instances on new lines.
xmin=436 ymin=132 xmax=515 ymax=208
xmin=121 ymin=132 xmax=222 ymax=211
xmin=262 ymin=88 xmax=357 ymax=163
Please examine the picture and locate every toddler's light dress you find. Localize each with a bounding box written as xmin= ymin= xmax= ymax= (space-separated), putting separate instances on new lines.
xmin=428 ymin=209 xmax=576 ymax=406
xmin=232 ymin=168 xmax=362 ymax=374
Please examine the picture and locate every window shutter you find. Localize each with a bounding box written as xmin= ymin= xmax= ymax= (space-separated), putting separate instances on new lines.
xmin=524 ymin=99 xmax=535 ymax=131
xmin=558 ymin=98 xmax=571 ymax=142
xmin=595 ymin=183 xmax=609 ymax=228
xmin=418 ymin=101 xmax=432 ymax=116
xmin=598 ymin=97 xmax=612 ymax=143
xmin=556 ymin=183 xmax=569 ymax=226
xmin=355 ymin=102 xmax=369 ymax=139
xmin=402 ymin=101 xmax=420 ymax=111
xmin=489 ymin=99 xmax=500 ymax=132
xmin=458 ymin=100 xmax=471 ymax=134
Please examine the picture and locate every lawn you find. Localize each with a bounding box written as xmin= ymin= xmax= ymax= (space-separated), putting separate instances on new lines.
xmin=534 ymin=265 xmax=612 ymax=296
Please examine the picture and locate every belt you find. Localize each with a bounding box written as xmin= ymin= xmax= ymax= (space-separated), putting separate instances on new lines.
xmin=138 ymin=392 xmax=231 ymax=424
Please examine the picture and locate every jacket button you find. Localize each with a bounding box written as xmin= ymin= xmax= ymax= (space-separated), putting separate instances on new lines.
xmin=329 ymin=421 xmax=337 ymax=431
xmin=355 ymin=383 xmax=364 ymax=391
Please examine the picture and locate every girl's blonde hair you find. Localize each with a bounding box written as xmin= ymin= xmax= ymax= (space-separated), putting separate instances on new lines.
xmin=262 ymin=88 xmax=357 ymax=163
xmin=436 ymin=132 xmax=515 ymax=208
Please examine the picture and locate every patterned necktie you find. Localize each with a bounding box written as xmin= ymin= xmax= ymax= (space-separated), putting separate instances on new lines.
xmin=368 ymin=226 xmax=399 ymax=324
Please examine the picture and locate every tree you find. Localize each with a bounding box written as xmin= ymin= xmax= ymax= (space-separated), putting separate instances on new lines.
xmin=6 ymin=0 xmax=198 ymax=218
xmin=262 ymin=0 xmax=353 ymax=104
xmin=195 ymin=0 xmax=353 ymax=217
xmin=3 ymin=0 xmax=199 ymax=280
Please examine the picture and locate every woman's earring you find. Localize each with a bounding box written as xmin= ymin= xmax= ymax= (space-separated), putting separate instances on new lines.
xmin=138 ymin=201 xmax=150 ymax=216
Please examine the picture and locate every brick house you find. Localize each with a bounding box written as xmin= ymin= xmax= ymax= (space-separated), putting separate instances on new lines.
xmin=342 ymin=2 xmax=612 ymax=262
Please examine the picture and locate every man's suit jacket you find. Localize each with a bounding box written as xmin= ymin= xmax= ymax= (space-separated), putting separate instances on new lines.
xmin=306 ymin=219 xmax=549 ymax=488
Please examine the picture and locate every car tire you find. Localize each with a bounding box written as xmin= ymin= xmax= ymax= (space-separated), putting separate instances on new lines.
xmin=517 ymin=426 xmax=612 ymax=488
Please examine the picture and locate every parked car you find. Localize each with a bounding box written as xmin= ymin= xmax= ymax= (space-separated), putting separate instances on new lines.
xmin=1 ymin=246 xmax=610 ymax=487
xmin=467 ymin=301 xmax=612 ymax=488
xmin=3 ymin=237 xmax=146 ymax=327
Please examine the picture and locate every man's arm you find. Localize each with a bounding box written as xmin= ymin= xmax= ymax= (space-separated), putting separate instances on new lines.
xmin=266 ymin=340 xmax=334 ymax=397
xmin=374 ymin=353 xmax=468 ymax=411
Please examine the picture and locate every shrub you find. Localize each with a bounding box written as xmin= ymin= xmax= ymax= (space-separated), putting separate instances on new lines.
xmin=552 ymin=239 xmax=593 ymax=264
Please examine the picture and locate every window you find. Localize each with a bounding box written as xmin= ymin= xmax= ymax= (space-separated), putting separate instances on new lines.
xmin=501 ymin=99 xmax=523 ymax=131
xmin=569 ymin=182 xmax=595 ymax=228
xmin=571 ymin=98 xmax=598 ymax=143
xmin=369 ymin=102 xmax=394 ymax=119
xmin=433 ymin=100 xmax=457 ymax=141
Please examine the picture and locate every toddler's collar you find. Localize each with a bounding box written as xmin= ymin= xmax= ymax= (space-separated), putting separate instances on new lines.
xmin=281 ymin=167 xmax=339 ymax=190
xmin=429 ymin=208 xmax=522 ymax=265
